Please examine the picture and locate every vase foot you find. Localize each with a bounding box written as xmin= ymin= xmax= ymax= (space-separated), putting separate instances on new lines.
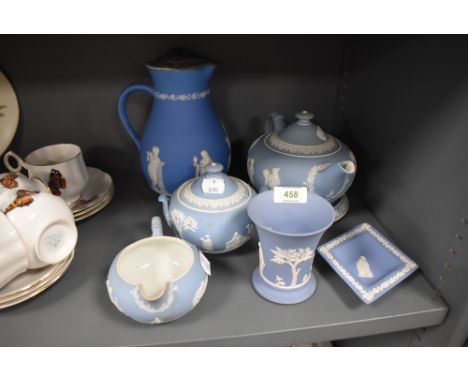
xmin=333 ymin=194 xmax=349 ymax=222
xmin=251 ymin=267 xmax=317 ymax=304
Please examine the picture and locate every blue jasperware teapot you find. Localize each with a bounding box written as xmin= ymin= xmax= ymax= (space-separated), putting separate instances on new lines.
xmin=247 ymin=111 xmax=357 ymax=220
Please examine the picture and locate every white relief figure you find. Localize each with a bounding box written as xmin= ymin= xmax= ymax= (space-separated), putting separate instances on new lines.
xmin=147 ymin=146 xmax=166 ymax=193
xmin=130 ymin=284 xmax=178 ymax=314
xmin=106 ymin=280 xmax=124 ymax=314
xmin=193 ymin=150 xmax=213 ymax=177
xmin=192 ymin=276 xmax=208 ymax=307
xmin=170 ymin=209 xmax=198 ymax=235
xmin=356 ymin=256 xmax=374 ymax=278
xmin=200 ymin=234 xmax=214 ymax=252
xmin=270 ymin=247 xmax=315 ymax=288
xmin=225 ymin=231 xmax=247 ymax=251
xmin=258 ymin=242 xmax=265 ymax=275
xmin=302 ymin=273 xmax=310 ymax=284
xmin=247 ymin=157 xmax=255 ymax=180
xmin=275 ymin=275 xmax=286 ymax=287
xmin=302 ymin=163 xmax=332 ymax=192
xmin=316 ymin=126 xmax=328 ymax=142
xmin=262 ymin=168 xmax=281 ymax=189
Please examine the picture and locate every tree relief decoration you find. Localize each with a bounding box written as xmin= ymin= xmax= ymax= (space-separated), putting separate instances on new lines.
xmin=302 ymin=162 xmax=332 ymax=192
xmin=170 ymin=209 xmax=198 ymax=235
xmin=270 ymin=247 xmax=315 ymax=288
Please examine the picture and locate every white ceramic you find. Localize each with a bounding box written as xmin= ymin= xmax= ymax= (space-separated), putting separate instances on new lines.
xmin=0 ymin=190 xmax=78 ymax=269
xmin=4 ymin=144 xmax=89 ymax=203
xmin=0 ymin=212 xmax=28 ymax=289
xmin=0 ymin=71 xmax=20 ymax=156
xmin=0 ymin=172 xmax=50 ymax=195
xmin=69 ymin=167 xmax=113 ymax=212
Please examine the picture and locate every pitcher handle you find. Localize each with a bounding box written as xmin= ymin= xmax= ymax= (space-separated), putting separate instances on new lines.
xmin=4 ymin=151 xmax=27 ymax=174
xmin=118 ymin=83 xmax=155 ymax=150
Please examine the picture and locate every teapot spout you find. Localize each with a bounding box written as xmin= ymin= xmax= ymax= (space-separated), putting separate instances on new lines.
xmin=322 ymin=161 xmax=356 ymax=200
xmin=158 ymin=195 xmax=172 ymax=230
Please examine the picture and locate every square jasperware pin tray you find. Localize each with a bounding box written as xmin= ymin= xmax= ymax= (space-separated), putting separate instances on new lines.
xmin=317 ymin=223 xmax=418 ymax=304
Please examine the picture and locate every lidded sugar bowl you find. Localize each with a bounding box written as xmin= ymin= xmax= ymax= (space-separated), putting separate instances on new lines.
xmin=247 ymin=111 xmax=357 ymax=220
xmin=159 ymin=162 xmax=256 ymax=254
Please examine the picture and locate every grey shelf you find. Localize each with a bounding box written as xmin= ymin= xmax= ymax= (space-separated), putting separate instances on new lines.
xmin=0 ymin=171 xmax=448 ymax=346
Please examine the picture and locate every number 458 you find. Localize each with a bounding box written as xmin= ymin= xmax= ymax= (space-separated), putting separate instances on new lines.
xmin=284 ymin=190 xmax=299 ymax=198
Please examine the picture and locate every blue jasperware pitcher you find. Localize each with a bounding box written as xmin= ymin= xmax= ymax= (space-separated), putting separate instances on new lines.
xmin=118 ymin=48 xmax=231 ymax=195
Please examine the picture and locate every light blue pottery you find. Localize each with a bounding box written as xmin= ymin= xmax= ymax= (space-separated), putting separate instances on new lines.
xmin=118 ymin=48 xmax=230 ymax=195
xmin=247 ymin=190 xmax=335 ymax=304
xmin=159 ymin=162 xmax=256 ymax=254
xmin=317 ymin=223 xmax=418 ymax=304
xmin=106 ymin=217 xmax=210 ymax=324
xmin=247 ymin=111 xmax=357 ymax=220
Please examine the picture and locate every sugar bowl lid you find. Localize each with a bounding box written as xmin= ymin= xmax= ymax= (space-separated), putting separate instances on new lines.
xmin=176 ymin=163 xmax=253 ymax=212
xmin=265 ymin=110 xmax=340 ymax=157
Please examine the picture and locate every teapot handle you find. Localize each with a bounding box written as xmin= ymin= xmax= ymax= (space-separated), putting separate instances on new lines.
xmin=264 ymin=113 xmax=285 ymax=134
xmin=118 ymin=83 xmax=155 ymax=150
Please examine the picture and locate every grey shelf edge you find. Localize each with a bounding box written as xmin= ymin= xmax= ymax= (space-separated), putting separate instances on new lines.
xmin=0 ymin=171 xmax=448 ymax=346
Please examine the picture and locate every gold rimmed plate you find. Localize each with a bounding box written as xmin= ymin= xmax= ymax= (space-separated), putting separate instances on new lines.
xmin=74 ymin=188 xmax=114 ymax=222
xmin=0 ymin=250 xmax=75 ymax=309
xmin=69 ymin=167 xmax=113 ymax=213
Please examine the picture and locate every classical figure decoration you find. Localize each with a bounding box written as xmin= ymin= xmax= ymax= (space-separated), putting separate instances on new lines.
xmin=193 ymin=150 xmax=213 ymax=177
xmin=147 ymin=146 xmax=166 ymax=193
xmin=262 ymin=168 xmax=281 ymax=189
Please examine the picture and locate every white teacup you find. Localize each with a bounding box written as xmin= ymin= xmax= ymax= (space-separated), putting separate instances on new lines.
xmin=4 ymin=144 xmax=89 ymax=203
xmin=0 ymin=172 xmax=50 ymax=195
xmin=0 ymin=212 xmax=28 ymax=289
xmin=0 ymin=190 xmax=78 ymax=270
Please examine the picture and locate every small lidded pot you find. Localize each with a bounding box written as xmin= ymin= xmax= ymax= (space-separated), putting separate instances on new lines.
xmin=159 ymin=162 xmax=256 ymax=254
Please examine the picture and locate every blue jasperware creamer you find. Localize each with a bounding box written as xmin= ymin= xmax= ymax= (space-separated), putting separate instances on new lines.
xmin=106 ymin=217 xmax=210 ymax=324
xmin=118 ymin=48 xmax=230 ymax=195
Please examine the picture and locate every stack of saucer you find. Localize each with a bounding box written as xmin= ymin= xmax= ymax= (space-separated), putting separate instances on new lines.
xmin=0 ymin=250 xmax=75 ymax=309
xmin=69 ymin=167 xmax=114 ymax=222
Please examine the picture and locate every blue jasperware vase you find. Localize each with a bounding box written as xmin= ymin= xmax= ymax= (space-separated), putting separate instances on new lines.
xmin=118 ymin=48 xmax=230 ymax=195
xmin=247 ymin=190 xmax=335 ymax=304
xmin=159 ymin=162 xmax=256 ymax=254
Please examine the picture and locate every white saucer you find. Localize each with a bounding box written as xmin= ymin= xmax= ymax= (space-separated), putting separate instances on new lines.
xmin=69 ymin=167 xmax=113 ymax=213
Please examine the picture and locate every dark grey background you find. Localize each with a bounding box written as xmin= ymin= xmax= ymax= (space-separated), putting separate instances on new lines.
xmin=0 ymin=35 xmax=466 ymax=346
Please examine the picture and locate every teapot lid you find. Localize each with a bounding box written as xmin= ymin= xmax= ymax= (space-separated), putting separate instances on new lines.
xmin=176 ymin=163 xmax=253 ymax=212
xmin=147 ymin=47 xmax=217 ymax=70
xmin=265 ymin=111 xmax=340 ymax=157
